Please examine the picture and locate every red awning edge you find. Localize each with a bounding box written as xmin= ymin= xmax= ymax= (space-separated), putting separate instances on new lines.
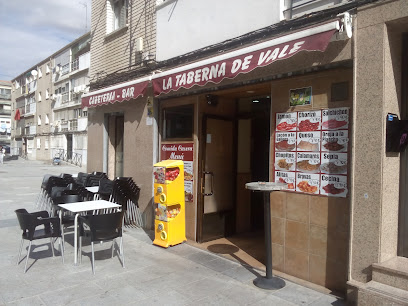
xmin=81 ymin=77 xmax=150 ymax=108
xmin=152 ymin=20 xmax=340 ymax=96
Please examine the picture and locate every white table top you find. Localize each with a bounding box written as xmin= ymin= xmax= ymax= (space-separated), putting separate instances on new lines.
xmin=58 ymin=200 xmax=121 ymax=213
xmin=85 ymin=186 xmax=99 ymax=193
xmin=245 ymin=182 xmax=287 ymax=191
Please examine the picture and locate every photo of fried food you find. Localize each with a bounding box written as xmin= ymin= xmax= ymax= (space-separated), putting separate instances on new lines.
xmin=184 ymin=171 xmax=193 ymax=181
xmin=277 ymin=159 xmax=293 ymax=170
xmin=296 ymin=160 xmax=320 ymax=172
xmin=323 ymin=141 xmax=344 ymax=151
xmin=297 ymin=181 xmax=318 ymax=193
xmin=322 ymin=184 xmax=345 ymax=195
xmin=297 ymin=140 xmax=319 ymax=151
xmin=320 ymin=162 xmax=347 ymax=174
xmin=275 ymin=140 xmax=296 ymax=151
xmin=185 ymin=191 xmax=193 ymax=202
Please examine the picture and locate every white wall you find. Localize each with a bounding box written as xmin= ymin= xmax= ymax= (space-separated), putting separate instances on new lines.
xmin=156 ymin=0 xmax=284 ymax=60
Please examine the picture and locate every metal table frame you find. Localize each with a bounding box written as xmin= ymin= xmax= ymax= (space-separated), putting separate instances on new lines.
xmin=58 ymin=200 xmax=121 ymax=265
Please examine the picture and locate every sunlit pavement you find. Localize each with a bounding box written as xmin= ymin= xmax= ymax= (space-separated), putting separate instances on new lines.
xmin=0 ymin=158 xmax=345 ymax=305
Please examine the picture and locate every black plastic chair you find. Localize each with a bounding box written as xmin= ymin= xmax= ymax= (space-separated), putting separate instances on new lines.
xmin=15 ymin=209 xmax=64 ymax=273
xmin=53 ymin=194 xmax=83 ymax=246
xmin=76 ymin=172 xmax=89 ymax=187
xmin=85 ymin=172 xmax=108 ymax=187
xmin=97 ymin=178 xmax=114 ymax=201
xmin=78 ymin=210 xmax=125 ymax=274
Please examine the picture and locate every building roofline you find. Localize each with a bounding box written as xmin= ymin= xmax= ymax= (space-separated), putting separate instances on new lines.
xmin=11 ymin=31 xmax=91 ymax=82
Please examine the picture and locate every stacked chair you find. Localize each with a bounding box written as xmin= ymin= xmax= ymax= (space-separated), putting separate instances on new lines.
xmin=111 ymin=177 xmax=143 ymax=228
xmin=35 ymin=172 xmax=143 ymax=227
xmin=35 ymin=174 xmax=89 ymax=214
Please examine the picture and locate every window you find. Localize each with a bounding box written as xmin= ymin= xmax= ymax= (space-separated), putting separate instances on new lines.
xmin=163 ymin=105 xmax=194 ymax=140
xmin=107 ymin=0 xmax=128 ymax=34
xmin=38 ymin=68 xmax=42 ymax=78
xmin=74 ymin=108 xmax=83 ymax=118
xmin=46 ymin=89 xmax=49 ymax=99
xmin=38 ymin=115 xmax=41 ymax=125
xmin=36 ymin=138 xmax=41 ymax=149
xmin=38 ymin=92 xmax=42 ymax=102
xmin=45 ymin=138 xmax=49 ymax=150
xmin=46 ymin=63 xmax=50 ymax=74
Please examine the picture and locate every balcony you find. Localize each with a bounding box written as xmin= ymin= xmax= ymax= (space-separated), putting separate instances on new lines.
xmin=71 ymin=58 xmax=79 ymax=72
xmin=14 ymin=127 xmax=23 ymax=137
xmin=24 ymin=103 xmax=36 ymax=116
xmin=0 ymin=107 xmax=11 ymax=116
xmin=28 ymin=81 xmax=37 ymax=94
xmin=284 ymin=0 xmax=350 ymax=20
xmin=0 ymin=134 xmax=11 ymax=141
xmin=61 ymin=63 xmax=70 ymax=76
xmin=0 ymin=93 xmax=11 ymax=100
xmin=71 ymin=52 xmax=90 ymax=74
xmin=69 ymin=119 xmax=78 ymax=131
xmin=25 ymin=125 xmax=36 ymax=135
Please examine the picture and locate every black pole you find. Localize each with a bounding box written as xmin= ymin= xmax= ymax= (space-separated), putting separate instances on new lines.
xmin=263 ymin=191 xmax=273 ymax=279
xmin=253 ymin=190 xmax=286 ymax=290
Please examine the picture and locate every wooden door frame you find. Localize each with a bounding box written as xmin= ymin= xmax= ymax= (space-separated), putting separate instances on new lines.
xmin=197 ymin=114 xmax=238 ymax=243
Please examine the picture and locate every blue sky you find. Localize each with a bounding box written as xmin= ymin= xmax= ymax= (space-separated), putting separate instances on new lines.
xmin=0 ymin=0 xmax=92 ymax=81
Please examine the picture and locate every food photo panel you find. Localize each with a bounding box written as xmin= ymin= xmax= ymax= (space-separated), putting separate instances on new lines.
xmin=320 ymin=152 xmax=348 ymax=175
xmin=275 ymin=151 xmax=296 ymax=171
xmin=320 ymin=174 xmax=348 ymax=197
xmin=297 ymin=131 xmax=321 ymax=152
xmin=296 ymin=173 xmax=320 ymax=194
xmin=322 ymin=107 xmax=349 ymax=130
xmin=297 ymin=110 xmax=322 ymax=132
xmin=296 ymin=152 xmax=320 ymax=173
xmin=275 ymin=171 xmax=296 ymax=191
xmin=276 ymin=112 xmax=297 ymax=132
xmin=275 ymin=132 xmax=296 ymax=152
xmin=321 ymin=130 xmax=349 ymax=152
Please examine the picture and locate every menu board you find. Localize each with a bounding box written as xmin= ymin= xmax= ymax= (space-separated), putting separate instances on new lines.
xmin=274 ymin=107 xmax=349 ymax=197
xmin=161 ymin=143 xmax=194 ymax=202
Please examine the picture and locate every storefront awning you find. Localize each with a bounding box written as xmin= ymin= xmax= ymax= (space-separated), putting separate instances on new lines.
xmin=152 ymin=20 xmax=340 ymax=96
xmin=81 ymin=76 xmax=150 ymax=108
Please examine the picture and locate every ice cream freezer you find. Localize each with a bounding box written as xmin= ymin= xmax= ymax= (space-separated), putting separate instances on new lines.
xmin=153 ymin=160 xmax=186 ymax=248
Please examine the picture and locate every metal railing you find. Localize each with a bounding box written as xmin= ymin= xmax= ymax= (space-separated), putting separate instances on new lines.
xmin=54 ymin=148 xmax=82 ymax=167
xmin=71 ymin=58 xmax=79 ymax=72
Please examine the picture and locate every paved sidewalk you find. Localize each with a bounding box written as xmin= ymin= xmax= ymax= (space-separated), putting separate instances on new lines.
xmin=0 ymin=159 xmax=346 ymax=305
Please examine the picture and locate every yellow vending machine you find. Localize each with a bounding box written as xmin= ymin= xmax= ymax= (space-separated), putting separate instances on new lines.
xmin=153 ymin=160 xmax=186 ymax=248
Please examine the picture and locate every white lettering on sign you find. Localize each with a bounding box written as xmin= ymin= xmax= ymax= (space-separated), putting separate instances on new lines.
xmin=158 ymin=40 xmax=309 ymax=93
xmin=169 ymin=152 xmax=184 ymax=160
xmin=122 ymin=87 xmax=135 ymax=99
xmin=89 ymin=91 xmax=116 ymax=105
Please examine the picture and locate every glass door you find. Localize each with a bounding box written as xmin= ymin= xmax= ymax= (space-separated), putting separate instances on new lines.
xmin=199 ymin=116 xmax=235 ymax=242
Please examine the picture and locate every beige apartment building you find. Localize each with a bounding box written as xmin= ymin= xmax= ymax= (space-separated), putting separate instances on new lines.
xmin=0 ymin=80 xmax=12 ymax=148
xmin=11 ymin=33 xmax=91 ymax=167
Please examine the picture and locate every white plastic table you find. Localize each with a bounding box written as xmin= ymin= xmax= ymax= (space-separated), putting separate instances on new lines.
xmin=58 ymin=200 xmax=121 ymax=265
xmin=85 ymin=186 xmax=99 ymax=193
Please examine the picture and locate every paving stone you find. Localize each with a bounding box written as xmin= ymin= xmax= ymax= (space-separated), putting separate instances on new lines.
xmin=272 ymin=282 xmax=327 ymax=305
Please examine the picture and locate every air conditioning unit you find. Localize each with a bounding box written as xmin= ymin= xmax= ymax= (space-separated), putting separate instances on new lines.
xmin=136 ymin=37 xmax=143 ymax=52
